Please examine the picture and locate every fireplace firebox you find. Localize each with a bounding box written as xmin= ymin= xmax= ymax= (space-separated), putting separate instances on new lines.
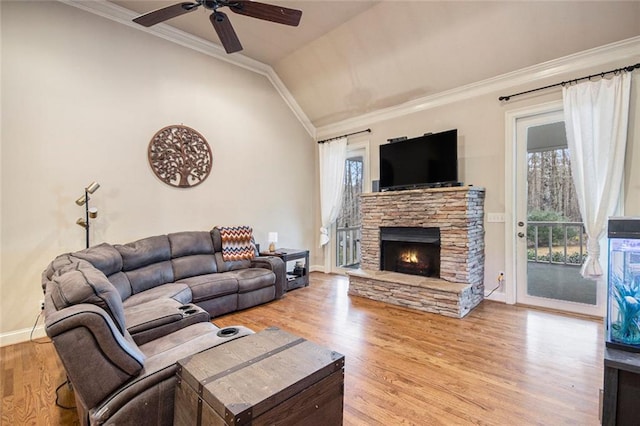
xmin=380 ymin=227 xmax=440 ymax=278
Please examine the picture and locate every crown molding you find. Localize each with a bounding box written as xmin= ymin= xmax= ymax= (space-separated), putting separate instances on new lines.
xmin=316 ymin=36 xmax=640 ymax=139
xmin=57 ymin=0 xmax=315 ymax=138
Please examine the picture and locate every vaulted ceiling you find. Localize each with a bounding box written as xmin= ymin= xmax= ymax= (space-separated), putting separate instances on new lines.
xmin=111 ymin=1 xmax=639 ymax=129
xmin=113 ymin=0 xmax=380 ymax=64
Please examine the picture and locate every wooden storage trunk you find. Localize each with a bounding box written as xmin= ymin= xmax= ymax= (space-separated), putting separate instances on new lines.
xmin=174 ymin=327 xmax=345 ymax=425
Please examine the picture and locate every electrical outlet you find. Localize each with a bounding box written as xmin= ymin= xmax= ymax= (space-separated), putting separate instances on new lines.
xmin=487 ymin=213 xmax=506 ymax=223
xmin=39 ymin=299 xmax=45 ymax=311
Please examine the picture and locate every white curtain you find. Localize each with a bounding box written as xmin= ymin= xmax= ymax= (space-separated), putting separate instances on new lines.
xmin=319 ymin=137 xmax=347 ymax=246
xmin=563 ymin=72 xmax=631 ymax=278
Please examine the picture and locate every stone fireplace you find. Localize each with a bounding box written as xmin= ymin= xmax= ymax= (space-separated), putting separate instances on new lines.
xmin=347 ymin=186 xmax=485 ymax=318
xmin=380 ymin=227 xmax=440 ymax=278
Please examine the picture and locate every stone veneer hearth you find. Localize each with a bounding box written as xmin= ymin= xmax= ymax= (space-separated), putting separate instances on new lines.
xmin=347 ymin=186 xmax=485 ymax=318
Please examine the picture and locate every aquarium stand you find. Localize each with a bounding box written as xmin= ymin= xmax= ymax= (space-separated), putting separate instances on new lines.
xmin=606 ymin=340 xmax=640 ymax=353
xmin=602 ymin=347 xmax=640 ymax=425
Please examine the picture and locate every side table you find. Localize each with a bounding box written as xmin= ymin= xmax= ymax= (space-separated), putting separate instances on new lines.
xmin=260 ymin=248 xmax=309 ymax=291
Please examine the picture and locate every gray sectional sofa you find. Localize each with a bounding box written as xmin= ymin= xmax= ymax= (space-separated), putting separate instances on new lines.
xmin=41 ymin=228 xmax=286 ymax=425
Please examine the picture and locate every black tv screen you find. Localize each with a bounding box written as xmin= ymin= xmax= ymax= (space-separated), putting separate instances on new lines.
xmin=379 ymin=129 xmax=458 ymax=191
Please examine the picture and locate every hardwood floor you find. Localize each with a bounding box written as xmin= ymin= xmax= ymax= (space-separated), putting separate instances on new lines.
xmin=1 ymin=272 xmax=604 ymax=425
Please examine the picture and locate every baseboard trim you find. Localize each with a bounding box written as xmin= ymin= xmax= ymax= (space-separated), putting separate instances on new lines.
xmin=310 ymin=264 xmax=326 ymax=273
xmin=485 ymin=291 xmax=507 ymax=303
xmin=0 ymin=323 xmax=46 ymax=347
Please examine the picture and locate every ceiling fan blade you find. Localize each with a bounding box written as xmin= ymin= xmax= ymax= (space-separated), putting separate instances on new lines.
xmin=210 ymin=11 xmax=243 ymax=54
xmin=133 ymin=2 xmax=200 ymax=27
xmin=229 ymin=1 xmax=302 ymax=27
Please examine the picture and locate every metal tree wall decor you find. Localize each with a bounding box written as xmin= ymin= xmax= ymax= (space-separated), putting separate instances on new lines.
xmin=147 ymin=125 xmax=212 ymax=188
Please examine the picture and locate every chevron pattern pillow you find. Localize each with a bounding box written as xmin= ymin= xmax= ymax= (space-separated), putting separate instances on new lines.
xmin=217 ymin=226 xmax=256 ymax=262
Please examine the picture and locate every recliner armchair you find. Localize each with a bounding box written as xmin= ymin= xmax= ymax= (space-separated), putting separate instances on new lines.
xmin=44 ymin=297 xmax=253 ymax=424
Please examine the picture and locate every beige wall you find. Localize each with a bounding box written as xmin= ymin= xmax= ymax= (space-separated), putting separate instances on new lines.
xmin=0 ymin=1 xmax=315 ymax=342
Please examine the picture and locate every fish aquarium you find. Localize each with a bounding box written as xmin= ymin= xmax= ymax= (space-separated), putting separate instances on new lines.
xmin=607 ymin=217 xmax=640 ymax=352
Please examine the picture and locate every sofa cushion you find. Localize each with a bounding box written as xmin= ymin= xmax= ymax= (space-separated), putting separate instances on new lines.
xmin=228 ymin=268 xmax=276 ymax=294
xmin=73 ymin=243 xmax=123 ymax=276
xmin=172 ymin=254 xmax=217 ymax=281
xmin=116 ymin=235 xmax=171 ymax=271
xmin=48 ymin=261 xmax=127 ymax=334
xmin=211 ymin=227 xmax=224 ymax=252
xmin=42 ymin=253 xmax=76 ymax=285
xmin=238 ymin=286 xmax=275 ymax=310
xmin=214 ymin=252 xmax=252 ymax=274
xmin=195 ymin=294 xmax=238 ymax=318
xmin=176 ymin=273 xmax=238 ymax=302
xmin=50 ymin=253 xmax=77 ymax=272
xmin=42 ymin=254 xmax=73 ymax=292
xmin=122 ymin=283 xmax=192 ymax=308
xmin=168 ymin=231 xmax=214 ymax=258
xmin=125 ymin=261 xmax=175 ymax=294
xmin=107 ymin=271 xmax=133 ymax=301
xmin=125 ymin=299 xmax=182 ymax=334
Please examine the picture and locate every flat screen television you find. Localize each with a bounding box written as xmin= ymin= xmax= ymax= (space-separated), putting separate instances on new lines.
xmin=379 ymin=129 xmax=458 ymax=191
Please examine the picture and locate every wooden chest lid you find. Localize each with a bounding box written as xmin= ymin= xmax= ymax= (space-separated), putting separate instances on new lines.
xmin=177 ymin=327 xmax=345 ymax=425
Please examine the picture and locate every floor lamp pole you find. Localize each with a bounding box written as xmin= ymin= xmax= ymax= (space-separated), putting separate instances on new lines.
xmin=85 ymin=188 xmax=90 ymax=249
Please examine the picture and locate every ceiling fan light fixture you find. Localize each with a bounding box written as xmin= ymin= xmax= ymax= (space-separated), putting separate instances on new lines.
xmin=213 ymin=11 xmax=225 ymax=22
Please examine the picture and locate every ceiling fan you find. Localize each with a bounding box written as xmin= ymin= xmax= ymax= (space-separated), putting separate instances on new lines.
xmin=132 ymin=0 xmax=302 ymax=54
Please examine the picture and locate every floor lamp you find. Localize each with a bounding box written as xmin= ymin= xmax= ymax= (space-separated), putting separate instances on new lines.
xmin=75 ymin=181 xmax=100 ymax=249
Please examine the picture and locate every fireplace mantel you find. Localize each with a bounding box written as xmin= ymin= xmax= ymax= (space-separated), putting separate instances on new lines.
xmin=348 ymin=186 xmax=485 ymax=318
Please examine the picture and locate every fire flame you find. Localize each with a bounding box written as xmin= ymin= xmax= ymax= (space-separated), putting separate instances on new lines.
xmin=400 ymin=250 xmax=419 ymax=263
